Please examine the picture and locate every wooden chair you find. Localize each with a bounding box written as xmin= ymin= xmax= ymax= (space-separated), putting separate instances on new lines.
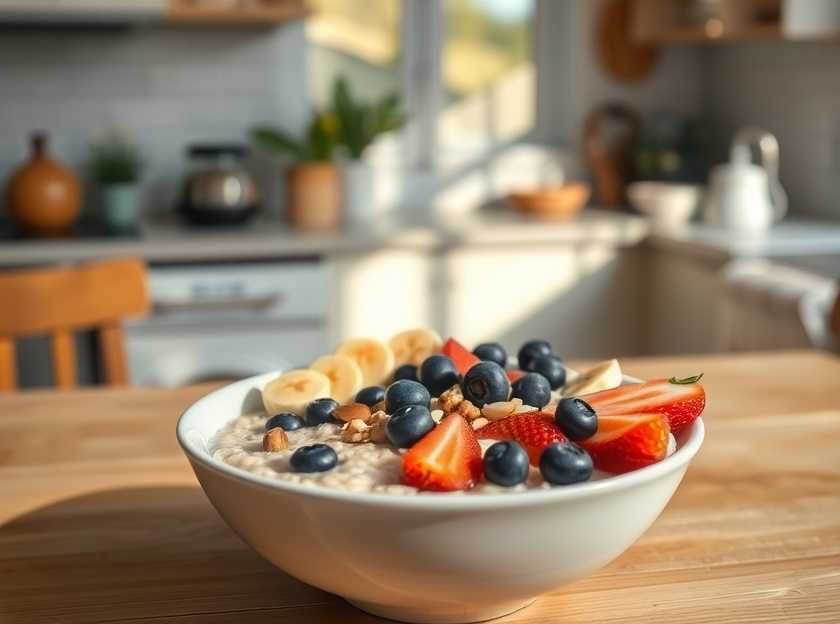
xmin=0 ymin=258 xmax=149 ymax=391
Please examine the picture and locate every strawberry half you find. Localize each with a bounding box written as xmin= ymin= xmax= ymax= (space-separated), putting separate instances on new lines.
xmin=584 ymin=375 xmax=705 ymax=434
xmin=476 ymin=413 xmax=567 ymax=465
xmin=441 ymin=338 xmax=481 ymax=376
xmin=401 ymin=414 xmax=483 ymax=491
xmin=579 ymin=413 xmax=669 ymax=474
xmin=506 ymin=369 xmax=525 ymax=384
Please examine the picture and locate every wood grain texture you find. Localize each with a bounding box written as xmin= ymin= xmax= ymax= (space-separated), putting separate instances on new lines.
xmin=1 ymin=351 xmax=839 ymax=623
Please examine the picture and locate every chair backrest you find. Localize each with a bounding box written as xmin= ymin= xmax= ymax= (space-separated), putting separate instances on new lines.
xmin=0 ymin=258 xmax=149 ymax=391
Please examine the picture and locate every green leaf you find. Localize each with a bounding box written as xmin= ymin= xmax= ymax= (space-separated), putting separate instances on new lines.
xmin=251 ymin=127 xmax=305 ymax=160
xmin=669 ymin=374 xmax=704 ymax=385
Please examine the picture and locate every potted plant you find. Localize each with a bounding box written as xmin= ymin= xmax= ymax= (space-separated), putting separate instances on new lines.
xmin=331 ymin=77 xmax=404 ymax=223
xmin=89 ymin=130 xmax=144 ymax=233
xmin=252 ymin=112 xmax=341 ymax=230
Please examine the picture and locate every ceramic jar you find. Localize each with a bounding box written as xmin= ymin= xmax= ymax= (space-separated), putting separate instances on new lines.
xmin=6 ymin=133 xmax=81 ymax=236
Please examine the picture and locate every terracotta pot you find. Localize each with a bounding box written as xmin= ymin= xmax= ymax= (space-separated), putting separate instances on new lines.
xmin=286 ymin=162 xmax=341 ymax=230
xmin=6 ymin=133 xmax=81 ymax=236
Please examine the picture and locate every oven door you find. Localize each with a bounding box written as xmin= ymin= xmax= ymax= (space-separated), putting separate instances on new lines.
xmin=126 ymin=320 xmax=325 ymax=387
xmin=125 ymin=261 xmax=329 ymax=386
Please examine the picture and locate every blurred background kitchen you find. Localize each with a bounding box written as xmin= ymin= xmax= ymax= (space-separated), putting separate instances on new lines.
xmin=1 ymin=0 xmax=839 ymax=389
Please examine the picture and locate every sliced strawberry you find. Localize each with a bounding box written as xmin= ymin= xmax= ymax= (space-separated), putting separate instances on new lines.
xmin=441 ymin=338 xmax=481 ymax=376
xmin=580 ymin=413 xmax=669 ymax=474
xmin=584 ymin=376 xmax=705 ymax=434
xmin=476 ymin=413 xmax=567 ymax=465
xmin=401 ymin=414 xmax=483 ymax=492
xmin=506 ymin=369 xmax=525 ymax=383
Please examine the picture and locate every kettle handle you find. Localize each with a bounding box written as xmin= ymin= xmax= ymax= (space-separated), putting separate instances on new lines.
xmin=732 ymin=127 xmax=787 ymax=221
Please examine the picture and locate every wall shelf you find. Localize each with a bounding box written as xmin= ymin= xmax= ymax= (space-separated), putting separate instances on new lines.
xmin=630 ymin=0 xmax=783 ymax=44
xmin=167 ymin=0 xmax=308 ymax=25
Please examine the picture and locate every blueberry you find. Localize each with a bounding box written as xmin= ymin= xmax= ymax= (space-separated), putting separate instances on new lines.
xmin=305 ymin=398 xmax=339 ymax=426
xmin=386 ymin=404 xmax=436 ymax=448
xmin=392 ymin=364 xmax=419 ymax=382
xmin=517 ymin=340 xmax=552 ymax=370
xmin=511 ymin=372 xmax=552 ymax=409
xmin=355 ymin=385 xmax=386 ymax=407
xmin=290 ymin=443 xmax=338 ymax=473
xmin=265 ymin=412 xmax=304 ymax=432
xmin=385 ymin=379 xmax=431 ymax=413
xmin=539 ymin=442 xmax=593 ymax=485
xmin=483 ymin=441 xmax=530 ymax=486
xmin=527 ymin=354 xmax=566 ymax=389
xmin=419 ymin=354 xmax=460 ymax=396
xmin=555 ymin=397 xmax=598 ymax=441
xmin=461 ymin=361 xmax=510 ymax=408
xmin=473 ymin=342 xmax=507 ymax=368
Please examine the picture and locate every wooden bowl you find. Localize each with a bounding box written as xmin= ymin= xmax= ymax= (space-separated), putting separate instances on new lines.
xmin=506 ymin=183 xmax=591 ymax=221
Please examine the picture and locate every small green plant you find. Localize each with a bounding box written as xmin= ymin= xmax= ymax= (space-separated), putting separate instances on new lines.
xmin=252 ymin=112 xmax=340 ymax=163
xmin=89 ymin=130 xmax=143 ymax=185
xmin=331 ymin=77 xmax=404 ymax=159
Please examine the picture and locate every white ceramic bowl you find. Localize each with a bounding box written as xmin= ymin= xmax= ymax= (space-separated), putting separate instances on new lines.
xmin=177 ymin=372 xmax=704 ymax=624
xmin=627 ymin=181 xmax=702 ymax=226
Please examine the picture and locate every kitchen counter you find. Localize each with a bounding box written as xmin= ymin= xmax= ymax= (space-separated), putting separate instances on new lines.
xmin=0 ymin=209 xmax=649 ymax=266
xmin=648 ymin=218 xmax=840 ymax=262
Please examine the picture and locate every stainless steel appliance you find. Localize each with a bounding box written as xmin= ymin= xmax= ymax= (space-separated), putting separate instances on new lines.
xmin=125 ymin=260 xmax=329 ymax=386
xmin=179 ymin=145 xmax=260 ymax=226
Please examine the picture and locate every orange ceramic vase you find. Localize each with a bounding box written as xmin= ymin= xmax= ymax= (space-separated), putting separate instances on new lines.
xmin=286 ymin=163 xmax=342 ymax=231
xmin=6 ymin=133 xmax=81 ymax=236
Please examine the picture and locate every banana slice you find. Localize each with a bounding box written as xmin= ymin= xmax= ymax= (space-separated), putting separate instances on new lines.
xmin=262 ymin=369 xmax=331 ymax=416
xmin=562 ymin=359 xmax=623 ymax=397
xmin=389 ymin=328 xmax=442 ymax=366
xmin=335 ymin=338 xmax=395 ymax=386
xmin=310 ymin=354 xmax=364 ymax=404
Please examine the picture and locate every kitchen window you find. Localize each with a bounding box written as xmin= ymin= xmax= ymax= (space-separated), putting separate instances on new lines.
xmin=307 ymin=0 xmax=535 ymax=176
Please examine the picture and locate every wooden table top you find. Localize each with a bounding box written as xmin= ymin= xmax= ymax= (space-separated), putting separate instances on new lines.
xmin=1 ymin=350 xmax=839 ymax=624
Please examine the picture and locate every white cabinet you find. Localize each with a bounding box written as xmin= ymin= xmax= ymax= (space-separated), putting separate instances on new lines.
xmin=644 ymin=247 xmax=728 ymax=355
xmin=441 ymin=244 xmax=646 ymax=359
xmin=329 ymin=249 xmax=435 ymax=344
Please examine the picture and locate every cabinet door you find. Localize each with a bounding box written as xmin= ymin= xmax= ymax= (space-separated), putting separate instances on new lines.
xmin=330 ymin=249 xmax=434 ymax=343
xmin=645 ymin=248 xmax=725 ymax=355
xmin=442 ymin=245 xmax=644 ymax=358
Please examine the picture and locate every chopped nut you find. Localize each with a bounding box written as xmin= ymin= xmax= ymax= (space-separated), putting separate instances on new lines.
xmin=456 ymin=399 xmax=481 ymax=421
xmin=371 ymin=400 xmax=386 ymax=414
xmin=438 ymin=384 xmax=464 ymax=413
xmin=262 ymin=427 xmax=289 ymax=452
xmin=335 ymin=402 xmax=372 ymax=423
xmin=516 ymin=403 xmax=538 ymax=414
xmin=430 ymin=408 xmax=444 ymax=424
xmin=342 ymin=418 xmax=372 ymax=443
xmin=482 ymin=398 xmax=523 ymax=421
xmin=368 ymin=410 xmax=390 ymax=443
xmin=471 ymin=417 xmax=489 ymax=430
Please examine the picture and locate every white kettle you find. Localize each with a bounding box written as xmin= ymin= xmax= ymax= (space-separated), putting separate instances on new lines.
xmin=704 ymin=127 xmax=787 ymax=232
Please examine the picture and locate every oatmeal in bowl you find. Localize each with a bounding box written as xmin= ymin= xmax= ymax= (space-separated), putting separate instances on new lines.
xmin=180 ymin=329 xmax=706 ymax=623
xmin=210 ymin=329 xmax=704 ymax=495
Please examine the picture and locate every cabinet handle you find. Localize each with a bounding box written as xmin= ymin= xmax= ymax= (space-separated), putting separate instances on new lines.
xmin=152 ymin=294 xmax=282 ymax=315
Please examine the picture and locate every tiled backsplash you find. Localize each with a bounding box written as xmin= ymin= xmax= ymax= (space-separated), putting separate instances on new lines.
xmin=704 ymin=42 xmax=840 ymax=220
xmin=0 ymin=24 xmax=308 ymax=220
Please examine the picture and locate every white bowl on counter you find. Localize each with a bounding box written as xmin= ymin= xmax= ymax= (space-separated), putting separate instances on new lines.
xmin=177 ymin=371 xmax=705 ymax=624
xmin=628 ymin=181 xmax=702 ymax=227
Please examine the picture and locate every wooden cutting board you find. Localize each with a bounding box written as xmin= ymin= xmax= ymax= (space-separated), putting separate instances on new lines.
xmin=1 ymin=351 xmax=839 ymax=623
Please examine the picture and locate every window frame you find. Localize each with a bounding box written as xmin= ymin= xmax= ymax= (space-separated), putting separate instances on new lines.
xmin=399 ymin=0 xmax=539 ymax=172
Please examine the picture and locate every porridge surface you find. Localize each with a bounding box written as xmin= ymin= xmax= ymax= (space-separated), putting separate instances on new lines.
xmin=210 ymin=412 xmax=677 ymax=495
